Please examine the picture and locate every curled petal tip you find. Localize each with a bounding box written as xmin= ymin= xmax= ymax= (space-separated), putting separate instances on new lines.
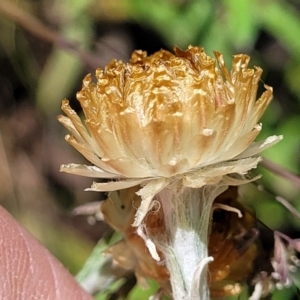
xmin=61 ymin=98 xmax=69 ymax=106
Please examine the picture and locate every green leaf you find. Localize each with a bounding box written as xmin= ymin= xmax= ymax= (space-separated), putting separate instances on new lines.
xmin=223 ymin=0 xmax=259 ymax=48
xmin=76 ymin=232 xmax=123 ymax=295
xmin=36 ymin=0 xmax=94 ymax=115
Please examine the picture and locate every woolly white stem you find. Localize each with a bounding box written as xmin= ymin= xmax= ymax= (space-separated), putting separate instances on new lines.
xmin=154 ymin=183 xmax=227 ymax=300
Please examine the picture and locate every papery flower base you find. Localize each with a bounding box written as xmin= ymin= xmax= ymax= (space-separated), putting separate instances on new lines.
xmin=150 ymin=183 xmax=228 ymax=299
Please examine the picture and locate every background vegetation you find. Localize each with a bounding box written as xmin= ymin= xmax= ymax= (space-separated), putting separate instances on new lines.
xmin=0 ymin=0 xmax=300 ymax=299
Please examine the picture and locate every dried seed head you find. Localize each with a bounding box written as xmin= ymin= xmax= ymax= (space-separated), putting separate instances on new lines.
xmin=59 ymin=46 xmax=282 ymax=226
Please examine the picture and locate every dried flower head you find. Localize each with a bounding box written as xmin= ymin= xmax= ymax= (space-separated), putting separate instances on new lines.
xmin=58 ymin=46 xmax=281 ymax=227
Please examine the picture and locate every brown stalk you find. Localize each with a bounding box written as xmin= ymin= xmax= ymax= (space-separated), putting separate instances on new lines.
xmin=261 ymin=157 xmax=300 ymax=187
xmin=0 ymin=0 xmax=102 ymax=69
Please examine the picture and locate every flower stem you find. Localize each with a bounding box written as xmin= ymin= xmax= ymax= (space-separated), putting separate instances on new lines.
xmin=156 ymin=183 xmax=227 ymax=299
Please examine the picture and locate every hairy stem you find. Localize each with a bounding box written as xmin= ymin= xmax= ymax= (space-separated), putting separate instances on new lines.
xmin=155 ymin=183 xmax=227 ymax=299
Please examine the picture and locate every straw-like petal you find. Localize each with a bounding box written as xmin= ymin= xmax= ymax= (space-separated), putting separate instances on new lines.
xmin=60 ymin=163 xmax=121 ymax=178
xmin=133 ymin=178 xmax=170 ymax=227
xmin=235 ymin=135 xmax=283 ymax=159
xmin=86 ymin=179 xmax=146 ymax=192
xmin=183 ymin=157 xmax=262 ymax=188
